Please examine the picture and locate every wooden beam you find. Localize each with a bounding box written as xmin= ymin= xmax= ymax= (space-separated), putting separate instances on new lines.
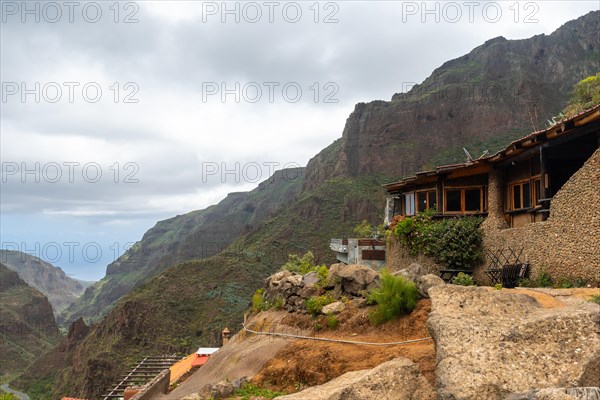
xmin=437 ymin=175 xmax=444 ymax=213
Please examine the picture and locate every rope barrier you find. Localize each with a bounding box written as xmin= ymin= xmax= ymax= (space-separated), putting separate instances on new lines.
xmin=241 ymin=324 xmax=432 ymax=347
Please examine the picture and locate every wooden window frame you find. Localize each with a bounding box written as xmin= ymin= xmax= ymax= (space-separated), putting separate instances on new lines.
xmin=416 ymin=189 xmax=437 ymax=213
xmin=443 ymin=187 xmax=484 ymax=214
xmin=509 ymin=177 xmax=538 ymax=211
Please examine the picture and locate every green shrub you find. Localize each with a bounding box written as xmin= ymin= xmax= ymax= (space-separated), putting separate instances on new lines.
xmin=590 ymin=295 xmax=600 ymax=305
xmin=394 ymin=211 xmax=483 ymax=270
xmin=452 ymin=272 xmax=475 ymax=286
xmin=281 ymin=252 xmax=328 ymax=285
xmin=494 ymin=283 xmax=503 ymax=290
xmin=305 ymin=295 xmax=334 ymax=316
xmin=368 ymin=269 xmax=418 ymax=325
xmin=535 ymin=270 xmax=553 ymax=288
xmin=252 ymin=289 xmax=283 ymax=312
xmin=252 ymin=288 xmax=266 ymax=312
xmin=518 ymin=278 xmax=532 ymax=287
xmin=234 ymin=383 xmax=285 ymax=399
xmin=0 ymin=394 xmax=18 ymax=400
xmin=353 ymin=220 xmax=385 ymax=238
xmin=326 ymin=314 xmax=339 ymax=330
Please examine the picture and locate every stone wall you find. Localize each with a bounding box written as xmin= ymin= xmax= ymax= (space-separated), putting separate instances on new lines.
xmin=128 ymin=369 xmax=170 ymax=400
xmin=385 ymin=236 xmax=442 ymax=274
xmin=476 ymin=148 xmax=600 ymax=286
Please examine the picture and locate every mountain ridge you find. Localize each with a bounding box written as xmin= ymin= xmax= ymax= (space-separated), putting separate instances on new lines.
xmin=58 ymin=167 xmax=305 ymax=325
xmin=0 ymin=250 xmax=90 ymax=316
xmin=0 ymin=263 xmax=60 ymax=381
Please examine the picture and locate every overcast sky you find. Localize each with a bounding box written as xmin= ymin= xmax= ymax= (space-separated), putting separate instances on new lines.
xmin=1 ymin=1 xmax=598 ymax=280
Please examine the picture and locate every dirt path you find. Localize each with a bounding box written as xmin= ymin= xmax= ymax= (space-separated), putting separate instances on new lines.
xmin=251 ymin=300 xmax=436 ymax=394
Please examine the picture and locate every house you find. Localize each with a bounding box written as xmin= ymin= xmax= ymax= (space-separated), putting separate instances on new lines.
xmin=192 ymin=347 xmax=220 ymax=367
xmin=329 ymin=238 xmax=386 ymax=269
xmin=383 ymin=105 xmax=600 ymax=284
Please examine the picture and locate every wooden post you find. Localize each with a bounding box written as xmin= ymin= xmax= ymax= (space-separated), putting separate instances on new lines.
xmin=539 ymin=145 xmax=549 ymax=221
xmin=539 ymin=146 xmax=548 ymax=200
xmin=437 ymin=175 xmax=444 ymax=214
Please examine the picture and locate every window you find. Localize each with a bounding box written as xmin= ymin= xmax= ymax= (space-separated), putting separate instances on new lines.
xmin=465 ymin=189 xmax=481 ymax=211
xmin=511 ymin=181 xmax=532 ymax=210
xmin=533 ymin=178 xmax=542 ymax=206
xmin=446 ymin=190 xmax=462 ymax=212
xmin=522 ymin=183 xmax=531 ymax=208
xmin=444 ymin=188 xmax=484 ymax=213
xmin=428 ymin=191 xmax=437 ymax=211
xmin=417 ymin=190 xmax=437 ymax=212
xmin=405 ymin=193 xmax=415 ymax=216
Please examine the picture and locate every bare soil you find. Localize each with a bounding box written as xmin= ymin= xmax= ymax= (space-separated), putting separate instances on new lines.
xmin=251 ymin=299 xmax=435 ymax=394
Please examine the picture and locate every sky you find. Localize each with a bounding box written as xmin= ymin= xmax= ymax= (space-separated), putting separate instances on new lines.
xmin=1 ymin=0 xmax=598 ymax=281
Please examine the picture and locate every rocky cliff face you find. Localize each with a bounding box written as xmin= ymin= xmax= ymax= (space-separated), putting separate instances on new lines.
xmin=0 ymin=250 xmax=89 ymax=315
xmin=303 ymin=11 xmax=599 ymax=191
xmin=0 ymin=263 xmax=59 ymax=379
xmin=13 ymin=317 xmax=91 ymax=397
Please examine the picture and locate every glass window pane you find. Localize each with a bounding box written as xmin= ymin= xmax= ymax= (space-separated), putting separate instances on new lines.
xmin=405 ymin=193 xmax=415 ymax=216
xmin=534 ymin=180 xmax=541 ymax=205
xmin=417 ymin=192 xmax=428 ymax=212
xmin=446 ymin=190 xmax=461 ymax=212
xmin=428 ymin=191 xmax=437 ymax=211
xmin=523 ymin=183 xmax=531 ymax=208
xmin=513 ymin=185 xmax=521 ymax=209
xmin=465 ymin=189 xmax=481 ymax=211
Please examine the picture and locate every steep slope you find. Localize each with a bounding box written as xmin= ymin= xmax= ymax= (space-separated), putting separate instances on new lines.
xmin=13 ymin=318 xmax=90 ymax=399
xmin=303 ymin=11 xmax=599 ymax=190
xmin=0 ymin=250 xmax=90 ymax=315
xmin=23 ymin=11 xmax=600 ymax=398
xmin=58 ymin=168 xmax=304 ymax=326
xmin=0 ymin=263 xmax=60 ymax=381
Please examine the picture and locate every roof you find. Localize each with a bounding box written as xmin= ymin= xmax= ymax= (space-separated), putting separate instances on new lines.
xmin=196 ymin=347 xmax=220 ymax=355
xmin=383 ymin=104 xmax=600 ymax=193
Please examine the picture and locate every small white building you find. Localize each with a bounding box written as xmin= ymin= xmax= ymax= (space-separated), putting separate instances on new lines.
xmin=330 ymin=238 xmax=386 ymax=269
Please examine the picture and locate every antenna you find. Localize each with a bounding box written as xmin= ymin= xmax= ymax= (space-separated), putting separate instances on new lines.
xmin=479 ymin=150 xmax=489 ymax=159
xmin=463 ymin=147 xmax=474 ymax=163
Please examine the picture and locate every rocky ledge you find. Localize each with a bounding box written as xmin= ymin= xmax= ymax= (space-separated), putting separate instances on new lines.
xmin=427 ymin=286 xmax=600 ymax=400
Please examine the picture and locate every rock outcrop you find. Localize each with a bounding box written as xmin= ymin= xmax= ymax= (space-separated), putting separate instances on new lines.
xmin=416 ymin=274 xmax=445 ymax=299
xmin=427 ymin=286 xmax=600 ymax=400
xmin=394 ymin=263 xmax=426 ymax=283
xmin=326 ymin=264 xmax=380 ymax=296
xmin=276 ymin=358 xmax=435 ymax=400
xmin=507 ymin=387 xmax=600 ymax=400
xmin=264 ymin=265 xmax=381 ymax=313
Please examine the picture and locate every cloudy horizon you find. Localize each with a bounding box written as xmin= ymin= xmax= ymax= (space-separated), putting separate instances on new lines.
xmin=1 ymin=1 xmax=598 ymax=280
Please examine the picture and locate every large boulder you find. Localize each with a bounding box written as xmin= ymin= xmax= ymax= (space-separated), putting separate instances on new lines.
xmin=507 ymin=387 xmax=600 ymax=400
xmin=327 ymin=264 xmax=379 ymax=296
xmin=393 ymin=263 xmax=426 ymax=283
xmin=427 ymin=286 xmax=600 ymax=400
xmin=275 ymin=358 xmax=435 ymax=400
xmin=417 ymin=274 xmax=445 ymax=298
xmin=321 ymin=301 xmax=345 ymax=315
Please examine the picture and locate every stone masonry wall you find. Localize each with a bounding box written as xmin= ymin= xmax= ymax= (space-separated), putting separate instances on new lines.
xmin=385 ymin=235 xmax=442 ymax=275
xmin=475 ymin=148 xmax=600 ymax=286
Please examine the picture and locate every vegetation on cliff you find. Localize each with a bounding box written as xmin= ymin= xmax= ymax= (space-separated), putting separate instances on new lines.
xmin=0 ymin=264 xmax=59 ymax=382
